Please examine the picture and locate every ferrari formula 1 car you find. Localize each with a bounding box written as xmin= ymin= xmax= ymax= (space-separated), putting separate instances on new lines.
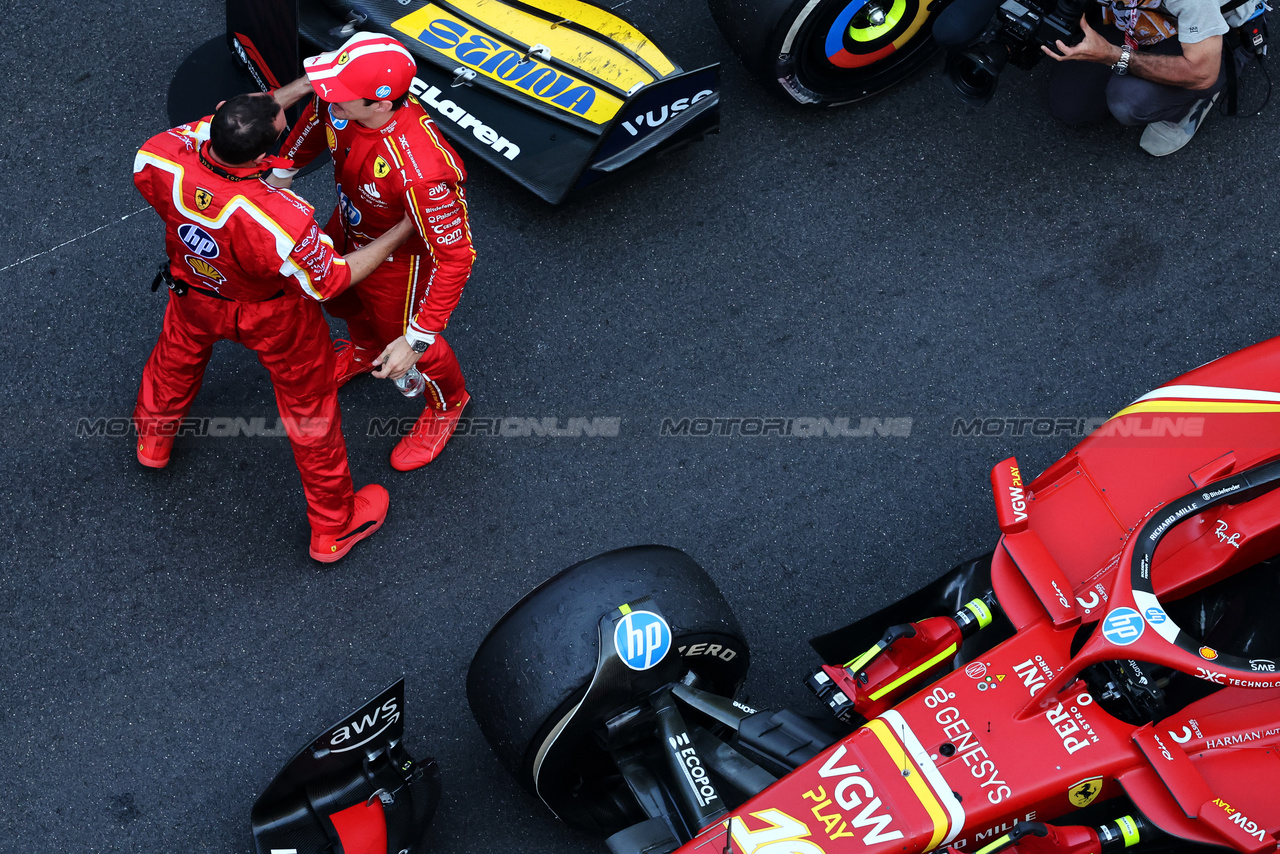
xmin=173 ymin=0 xmax=719 ymax=203
xmin=467 ymin=336 xmax=1280 ymax=854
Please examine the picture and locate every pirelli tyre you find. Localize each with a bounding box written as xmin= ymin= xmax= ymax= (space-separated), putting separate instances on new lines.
xmin=709 ymin=0 xmax=944 ymax=105
xmin=466 ymin=545 xmax=749 ymax=834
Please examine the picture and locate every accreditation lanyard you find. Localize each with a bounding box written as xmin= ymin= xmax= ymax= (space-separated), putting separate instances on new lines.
xmin=1109 ymin=0 xmax=1145 ymax=48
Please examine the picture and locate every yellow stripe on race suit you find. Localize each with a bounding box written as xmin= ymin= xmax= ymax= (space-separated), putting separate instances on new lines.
xmin=393 ymin=5 xmax=624 ymax=124
xmin=444 ymin=0 xmax=669 ymax=87
xmin=1111 ymin=400 xmax=1280 ymax=418
xmin=133 ymin=151 xmax=327 ymax=300
xmin=869 ymin=643 xmax=957 ymax=701
xmin=868 ymin=713 xmax=965 ymax=851
xmin=476 ymin=0 xmax=676 ymax=75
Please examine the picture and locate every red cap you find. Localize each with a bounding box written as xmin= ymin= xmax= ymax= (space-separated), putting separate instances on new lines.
xmin=304 ymin=32 xmax=417 ymax=103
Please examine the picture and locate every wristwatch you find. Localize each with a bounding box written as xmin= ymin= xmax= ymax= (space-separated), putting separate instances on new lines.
xmin=405 ymin=331 xmax=435 ymax=353
xmin=1112 ymin=44 xmax=1132 ymax=75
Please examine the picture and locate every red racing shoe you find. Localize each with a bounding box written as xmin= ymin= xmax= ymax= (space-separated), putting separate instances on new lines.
xmin=136 ymin=434 xmax=173 ymax=468
xmin=390 ymin=391 xmax=470 ymax=471
xmin=309 ymin=484 xmax=390 ymax=563
xmin=333 ymin=339 xmax=376 ymax=387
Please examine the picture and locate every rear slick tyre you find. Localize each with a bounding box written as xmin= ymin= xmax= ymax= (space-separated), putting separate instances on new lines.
xmin=710 ymin=0 xmax=944 ymax=104
xmin=466 ymin=545 xmax=750 ymax=834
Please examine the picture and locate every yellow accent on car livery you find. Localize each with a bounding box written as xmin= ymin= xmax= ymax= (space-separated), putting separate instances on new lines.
xmin=500 ymin=0 xmax=675 ymax=74
xmin=444 ymin=0 xmax=672 ymax=86
xmin=865 ymin=718 xmax=952 ymax=852
xmin=392 ymin=6 xmax=623 ymax=124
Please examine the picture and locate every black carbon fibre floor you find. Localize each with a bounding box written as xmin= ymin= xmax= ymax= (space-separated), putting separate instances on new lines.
xmin=3 ymin=2 xmax=1278 ymax=852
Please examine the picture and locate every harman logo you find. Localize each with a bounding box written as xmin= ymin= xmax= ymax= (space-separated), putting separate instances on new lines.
xmin=329 ymin=696 xmax=401 ymax=752
xmin=614 ymin=610 xmax=671 ymax=671
xmin=410 ymin=79 xmax=521 ymax=161
xmin=177 ymin=223 xmax=218 ymax=258
xmin=621 ymin=90 xmax=713 ymax=137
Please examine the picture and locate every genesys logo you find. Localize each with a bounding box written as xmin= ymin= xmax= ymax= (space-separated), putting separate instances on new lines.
xmin=177 ymin=223 xmax=218 ymax=258
xmin=614 ymin=610 xmax=671 ymax=671
xmin=329 ymin=696 xmax=401 ymax=752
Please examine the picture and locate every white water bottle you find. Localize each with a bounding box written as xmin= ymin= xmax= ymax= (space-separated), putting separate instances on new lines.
xmin=394 ymin=366 xmax=426 ymax=398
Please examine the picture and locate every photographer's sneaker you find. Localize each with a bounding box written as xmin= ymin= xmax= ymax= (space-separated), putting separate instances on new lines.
xmin=390 ymin=391 xmax=470 ymax=471
xmin=309 ymin=484 xmax=389 ymax=563
xmin=333 ymin=339 xmax=376 ymax=387
xmin=1140 ymin=93 xmax=1219 ymax=156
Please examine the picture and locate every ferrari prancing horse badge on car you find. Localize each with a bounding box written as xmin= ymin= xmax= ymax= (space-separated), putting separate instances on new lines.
xmin=1067 ymin=777 xmax=1103 ymax=808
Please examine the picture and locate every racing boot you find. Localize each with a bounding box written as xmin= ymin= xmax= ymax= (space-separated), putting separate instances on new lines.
xmin=309 ymin=484 xmax=390 ymax=563
xmin=333 ymin=339 xmax=376 ymax=387
xmin=390 ymin=391 xmax=470 ymax=471
xmin=136 ymin=433 xmax=173 ymax=469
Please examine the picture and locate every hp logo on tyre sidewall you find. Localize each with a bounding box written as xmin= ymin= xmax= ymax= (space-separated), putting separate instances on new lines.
xmin=615 ymin=610 xmax=672 ymax=671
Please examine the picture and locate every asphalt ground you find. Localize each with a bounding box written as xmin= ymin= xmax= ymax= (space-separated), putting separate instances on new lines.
xmin=3 ymin=1 xmax=1279 ymax=852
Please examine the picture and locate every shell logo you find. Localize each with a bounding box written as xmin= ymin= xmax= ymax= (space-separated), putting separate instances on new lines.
xmin=185 ymin=256 xmax=225 ymax=284
xmin=1199 ymin=646 xmax=1219 ymax=660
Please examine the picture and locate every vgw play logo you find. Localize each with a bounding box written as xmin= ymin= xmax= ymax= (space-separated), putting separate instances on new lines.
xmin=615 ymin=610 xmax=672 ymax=671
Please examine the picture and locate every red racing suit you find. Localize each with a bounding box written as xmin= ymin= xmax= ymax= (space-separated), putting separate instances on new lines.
xmin=280 ymin=95 xmax=474 ymax=410
xmin=133 ymin=115 xmax=358 ymax=535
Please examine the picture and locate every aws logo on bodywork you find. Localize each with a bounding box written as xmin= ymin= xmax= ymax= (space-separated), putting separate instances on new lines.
xmin=329 ymin=696 xmax=401 ymax=753
xmin=393 ymin=10 xmax=621 ymax=124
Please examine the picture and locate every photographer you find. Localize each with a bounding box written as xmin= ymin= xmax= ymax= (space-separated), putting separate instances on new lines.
xmin=936 ymin=0 xmax=1229 ymax=155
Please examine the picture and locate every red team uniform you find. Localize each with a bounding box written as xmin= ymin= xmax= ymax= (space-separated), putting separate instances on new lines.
xmin=283 ymin=96 xmax=473 ymax=408
xmin=132 ymin=114 xmax=379 ymax=554
xmin=279 ymin=34 xmax=475 ymax=470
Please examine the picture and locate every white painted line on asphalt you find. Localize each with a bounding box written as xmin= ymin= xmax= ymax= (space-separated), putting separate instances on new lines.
xmin=0 ymin=207 xmax=151 ymax=275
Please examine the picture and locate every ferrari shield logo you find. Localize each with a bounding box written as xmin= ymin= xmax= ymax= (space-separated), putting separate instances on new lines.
xmin=337 ymin=50 xmax=349 ymax=64
xmin=194 ymin=188 xmax=213 ymax=210
xmin=1068 ymin=777 xmax=1103 ymax=808
xmin=374 ymin=156 xmax=391 ymax=178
